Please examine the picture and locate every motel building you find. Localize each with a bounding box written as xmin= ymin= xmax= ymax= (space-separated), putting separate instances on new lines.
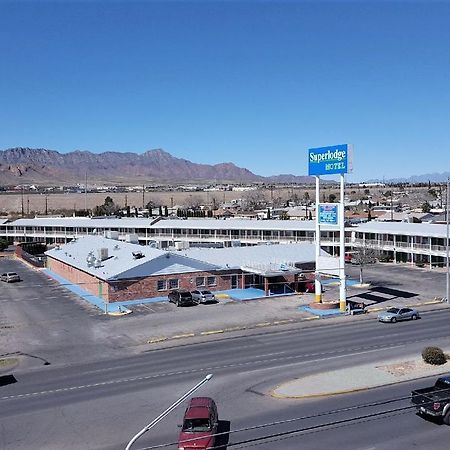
xmin=1 ymin=217 xmax=449 ymax=271
xmin=44 ymin=235 xmax=319 ymax=303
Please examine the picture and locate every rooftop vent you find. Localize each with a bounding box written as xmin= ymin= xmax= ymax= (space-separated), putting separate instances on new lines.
xmin=132 ymin=251 xmax=145 ymax=259
xmin=98 ymin=247 xmax=109 ymax=261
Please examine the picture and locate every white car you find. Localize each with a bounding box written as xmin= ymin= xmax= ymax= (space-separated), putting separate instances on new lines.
xmin=191 ymin=289 xmax=216 ymax=304
xmin=378 ymin=307 xmax=419 ymax=323
xmin=1 ymin=272 xmax=21 ymax=283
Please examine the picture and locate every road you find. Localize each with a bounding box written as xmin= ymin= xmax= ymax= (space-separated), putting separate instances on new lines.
xmin=1 ymin=307 xmax=450 ymax=449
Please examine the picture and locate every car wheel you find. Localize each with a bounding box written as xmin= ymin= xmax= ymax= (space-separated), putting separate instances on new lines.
xmin=412 ymin=314 xmax=418 ymax=320
xmin=391 ymin=317 xmax=397 ymax=323
xmin=443 ymin=410 xmax=450 ymax=425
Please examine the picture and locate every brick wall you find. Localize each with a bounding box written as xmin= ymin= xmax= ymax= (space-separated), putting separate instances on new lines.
xmin=107 ymin=270 xmax=239 ymax=302
xmin=47 ymin=257 xmax=108 ymax=301
xmin=48 ymin=256 xmax=240 ymax=303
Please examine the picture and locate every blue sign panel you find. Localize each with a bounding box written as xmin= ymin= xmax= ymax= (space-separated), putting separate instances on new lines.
xmin=308 ymin=144 xmax=352 ymax=176
xmin=318 ymin=204 xmax=338 ymax=225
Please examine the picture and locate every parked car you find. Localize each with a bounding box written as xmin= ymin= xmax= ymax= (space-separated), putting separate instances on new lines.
xmin=411 ymin=375 xmax=450 ymax=424
xmin=304 ymin=281 xmax=324 ymax=294
xmin=1 ymin=272 xmax=21 ymax=283
xmin=178 ymin=397 xmax=218 ymax=450
xmin=377 ymin=307 xmax=419 ymax=323
xmin=191 ymin=289 xmax=216 ymax=304
xmin=168 ymin=290 xmax=196 ymax=307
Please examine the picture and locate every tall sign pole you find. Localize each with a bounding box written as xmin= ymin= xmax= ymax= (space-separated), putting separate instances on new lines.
xmin=339 ymin=173 xmax=346 ymax=311
xmin=314 ymin=175 xmax=321 ymax=302
xmin=308 ymin=144 xmax=353 ymax=311
xmin=446 ymin=178 xmax=449 ymax=304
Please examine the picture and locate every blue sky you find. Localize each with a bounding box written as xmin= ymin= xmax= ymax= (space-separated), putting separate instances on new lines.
xmin=1 ymin=1 xmax=449 ymax=182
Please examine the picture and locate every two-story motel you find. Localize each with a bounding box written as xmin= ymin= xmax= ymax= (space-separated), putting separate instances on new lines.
xmin=0 ymin=217 xmax=448 ymax=269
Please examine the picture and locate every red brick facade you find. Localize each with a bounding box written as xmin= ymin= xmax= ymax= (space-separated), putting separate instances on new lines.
xmin=47 ymin=256 xmax=240 ymax=303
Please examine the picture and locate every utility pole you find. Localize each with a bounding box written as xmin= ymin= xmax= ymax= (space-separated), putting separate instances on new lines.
xmin=45 ymin=194 xmax=48 ymax=216
xmin=84 ymin=171 xmax=88 ymax=212
xmin=27 ymin=197 xmax=30 ymax=216
xmin=390 ymin=191 xmax=393 ymax=222
xmin=21 ymin=186 xmax=24 ymax=217
xmin=142 ymin=184 xmax=145 ymax=209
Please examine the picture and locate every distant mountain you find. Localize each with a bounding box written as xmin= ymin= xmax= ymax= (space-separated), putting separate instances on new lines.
xmin=369 ymin=172 xmax=450 ymax=184
xmin=0 ymin=147 xmax=272 ymax=185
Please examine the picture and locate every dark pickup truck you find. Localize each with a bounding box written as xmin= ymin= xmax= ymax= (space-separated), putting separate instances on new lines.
xmin=411 ymin=375 xmax=450 ymax=424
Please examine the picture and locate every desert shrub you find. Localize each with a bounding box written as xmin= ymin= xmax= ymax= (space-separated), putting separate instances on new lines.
xmin=422 ymin=346 xmax=447 ymax=365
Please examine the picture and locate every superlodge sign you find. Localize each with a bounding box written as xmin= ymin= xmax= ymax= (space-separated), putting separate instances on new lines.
xmin=308 ymin=144 xmax=353 ymax=176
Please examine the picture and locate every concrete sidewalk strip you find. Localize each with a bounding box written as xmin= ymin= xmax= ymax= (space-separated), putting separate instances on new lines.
xmin=272 ymin=354 xmax=450 ymax=399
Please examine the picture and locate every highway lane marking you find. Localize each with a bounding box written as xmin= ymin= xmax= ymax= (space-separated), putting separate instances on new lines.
xmin=0 ymin=345 xmax=407 ymax=402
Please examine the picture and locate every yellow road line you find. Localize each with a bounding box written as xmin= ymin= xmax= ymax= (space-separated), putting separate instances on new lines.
xmin=171 ymin=333 xmax=196 ymax=339
xmin=200 ymin=330 xmax=224 ymax=335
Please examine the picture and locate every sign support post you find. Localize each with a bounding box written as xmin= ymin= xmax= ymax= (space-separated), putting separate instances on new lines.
xmin=314 ymin=175 xmax=322 ymax=302
xmin=308 ymin=144 xmax=353 ymax=311
xmin=339 ymin=173 xmax=346 ymax=311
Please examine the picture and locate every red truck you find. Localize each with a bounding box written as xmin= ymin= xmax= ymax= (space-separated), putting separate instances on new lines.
xmin=178 ymin=397 xmax=219 ymax=450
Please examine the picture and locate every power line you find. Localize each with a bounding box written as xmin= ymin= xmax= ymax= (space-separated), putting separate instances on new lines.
xmin=137 ymin=390 xmax=449 ymax=450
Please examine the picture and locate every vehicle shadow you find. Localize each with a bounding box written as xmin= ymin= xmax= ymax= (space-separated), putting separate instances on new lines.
xmin=0 ymin=374 xmax=17 ymax=387
xmin=416 ymin=412 xmax=443 ymax=425
xmin=215 ymin=420 xmax=231 ymax=449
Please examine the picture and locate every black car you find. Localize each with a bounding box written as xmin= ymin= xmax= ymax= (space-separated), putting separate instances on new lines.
xmin=168 ymin=290 xmax=196 ymax=307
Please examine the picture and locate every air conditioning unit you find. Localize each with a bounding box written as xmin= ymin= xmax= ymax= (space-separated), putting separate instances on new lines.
xmin=98 ymin=247 xmax=109 ymax=261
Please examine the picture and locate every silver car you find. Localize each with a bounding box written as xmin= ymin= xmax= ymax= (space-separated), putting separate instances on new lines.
xmin=191 ymin=289 xmax=216 ymax=304
xmin=1 ymin=272 xmax=21 ymax=283
xmin=378 ymin=307 xmax=420 ymax=323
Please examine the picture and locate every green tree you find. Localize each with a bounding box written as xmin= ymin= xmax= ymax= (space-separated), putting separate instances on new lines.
xmin=0 ymin=238 xmax=9 ymax=251
xmin=422 ymin=201 xmax=432 ymax=213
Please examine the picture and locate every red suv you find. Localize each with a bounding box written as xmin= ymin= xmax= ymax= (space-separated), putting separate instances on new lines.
xmin=178 ymin=397 xmax=218 ymax=450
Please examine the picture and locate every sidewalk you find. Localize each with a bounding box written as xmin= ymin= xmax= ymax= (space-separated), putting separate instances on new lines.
xmin=272 ymin=352 xmax=450 ymax=399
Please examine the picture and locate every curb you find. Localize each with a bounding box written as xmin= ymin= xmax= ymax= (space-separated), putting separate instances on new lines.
xmin=271 ymin=365 xmax=450 ymax=400
xmin=144 ymin=299 xmax=447 ymax=345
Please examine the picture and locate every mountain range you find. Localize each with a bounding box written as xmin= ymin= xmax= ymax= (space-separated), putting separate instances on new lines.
xmin=0 ymin=147 xmax=315 ymax=185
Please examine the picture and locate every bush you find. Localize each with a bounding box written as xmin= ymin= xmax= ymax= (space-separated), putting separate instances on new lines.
xmin=422 ymin=346 xmax=447 ymax=365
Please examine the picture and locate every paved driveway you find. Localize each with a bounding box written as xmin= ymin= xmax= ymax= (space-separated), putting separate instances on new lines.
xmin=1 ymin=258 xmax=447 ymax=370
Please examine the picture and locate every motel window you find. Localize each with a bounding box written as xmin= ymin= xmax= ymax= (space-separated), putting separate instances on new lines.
xmin=195 ymin=276 xmax=205 ymax=287
xmin=157 ymin=279 xmax=167 ymax=291
xmin=207 ymin=276 xmax=216 ymax=286
xmin=168 ymin=278 xmax=179 ymax=289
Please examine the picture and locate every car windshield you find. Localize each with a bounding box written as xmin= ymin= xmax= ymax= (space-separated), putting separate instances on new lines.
xmin=180 ymin=292 xmax=191 ymax=298
xmin=182 ymin=418 xmax=211 ymax=432
xmin=386 ymin=308 xmax=400 ymax=314
xmin=201 ymin=291 xmax=211 ymax=295
xmin=8 ymin=273 xmax=18 ymax=276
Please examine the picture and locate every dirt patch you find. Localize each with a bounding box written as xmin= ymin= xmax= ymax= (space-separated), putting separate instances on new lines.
xmin=376 ymin=358 xmax=449 ymax=377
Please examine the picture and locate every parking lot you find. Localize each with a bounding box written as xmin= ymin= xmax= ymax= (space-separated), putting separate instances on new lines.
xmin=1 ymin=256 xmax=448 ymax=369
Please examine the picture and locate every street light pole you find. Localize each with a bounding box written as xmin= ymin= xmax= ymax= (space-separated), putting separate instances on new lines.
xmin=446 ymin=178 xmax=449 ymax=304
xmin=124 ymin=373 xmax=213 ymax=450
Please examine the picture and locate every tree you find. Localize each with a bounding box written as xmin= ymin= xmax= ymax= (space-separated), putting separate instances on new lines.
xmin=422 ymin=201 xmax=432 ymax=213
xmin=242 ymin=190 xmax=265 ymax=210
xmin=0 ymin=238 xmax=8 ymax=251
xmin=93 ymin=196 xmax=119 ymax=216
xmin=328 ymin=193 xmax=337 ymax=203
xmin=351 ymin=243 xmax=378 ymax=284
